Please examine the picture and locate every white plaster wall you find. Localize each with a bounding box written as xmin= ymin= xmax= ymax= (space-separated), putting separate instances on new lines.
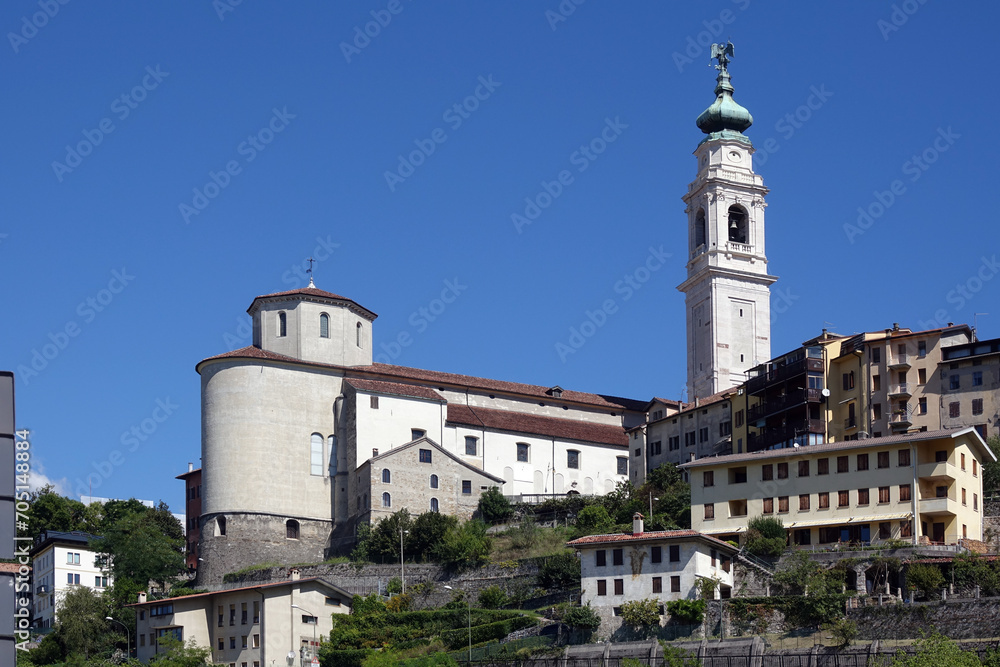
xmin=201 ymin=360 xmax=344 ymax=519
xmin=255 ymin=299 xmax=373 ymax=367
xmin=32 ymin=545 xmax=109 ymax=628
xmin=353 ymin=392 xmax=445 ymax=468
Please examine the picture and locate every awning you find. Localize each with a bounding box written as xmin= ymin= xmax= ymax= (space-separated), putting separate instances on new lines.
xmin=785 ymin=513 xmax=913 ymax=529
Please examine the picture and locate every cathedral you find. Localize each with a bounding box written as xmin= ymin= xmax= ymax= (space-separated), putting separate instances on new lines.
xmin=191 ymin=46 xmax=777 ymax=583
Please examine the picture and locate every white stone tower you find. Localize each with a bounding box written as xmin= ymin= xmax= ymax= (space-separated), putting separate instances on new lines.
xmin=677 ymin=43 xmax=776 ymax=400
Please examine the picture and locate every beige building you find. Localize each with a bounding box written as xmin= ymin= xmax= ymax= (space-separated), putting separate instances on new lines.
xmin=939 ymin=336 xmax=1000 ymax=437
xmin=682 ymin=428 xmax=995 ymax=547
xmin=130 ymin=575 xmax=350 ymax=665
xmin=567 ymin=514 xmax=738 ymax=607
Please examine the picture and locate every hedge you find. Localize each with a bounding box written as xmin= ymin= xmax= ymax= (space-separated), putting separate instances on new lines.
xmin=440 ymin=615 xmax=536 ymax=650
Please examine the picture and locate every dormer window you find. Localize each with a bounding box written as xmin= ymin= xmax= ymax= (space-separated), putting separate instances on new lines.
xmin=547 ymin=385 xmax=563 ymax=398
xmin=278 ymin=312 xmax=287 ymax=337
xmin=319 ymin=313 xmax=330 ymax=338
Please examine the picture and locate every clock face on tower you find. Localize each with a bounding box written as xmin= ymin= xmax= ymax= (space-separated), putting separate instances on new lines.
xmin=728 ymin=150 xmax=741 ymax=162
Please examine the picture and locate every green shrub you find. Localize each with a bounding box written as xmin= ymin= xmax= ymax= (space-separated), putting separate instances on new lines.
xmin=744 ymin=515 xmax=786 ymax=558
xmin=537 ymin=551 xmax=580 ymax=589
xmin=825 ymin=618 xmax=857 ymax=648
xmin=439 ymin=615 xmax=535 ymax=649
xmin=907 ymin=562 xmax=945 ymax=600
xmin=575 ymin=505 xmax=615 ymax=536
xmin=477 ymin=585 xmax=508 ymax=609
xmin=386 ymin=577 xmax=403 ymax=595
xmin=619 ymin=599 xmax=661 ymax=627
xmin=561 ymin=604 xmax=601 ymax=631
xmin=477 ymin=486 xmax=514 ymax=525
xmin=665 ymin=599 xmax=705 ymax=625
xmin=386 ymin=593 xmax=412 ymax=612
xmin=434 ymin=519 xmax=492 ymax=570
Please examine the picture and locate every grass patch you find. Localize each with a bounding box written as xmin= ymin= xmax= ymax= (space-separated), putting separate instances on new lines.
xmin=491 ymin=525 xmax=574 ymax=562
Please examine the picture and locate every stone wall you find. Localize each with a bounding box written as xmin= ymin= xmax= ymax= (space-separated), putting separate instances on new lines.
xmin=849 ymin=597 xmax=1000 ymax=641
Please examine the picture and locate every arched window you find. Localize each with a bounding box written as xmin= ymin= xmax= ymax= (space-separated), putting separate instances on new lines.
xmin=286 ymin=520 xmax=299 ymax=539
xmin=310 ymin=434 xmax=323 ymax=476
xmin=356 ymin=322 xmax=362 ymax=347
xmin=278 ymin=312 xmax=287 ymax=337
xmin=430 ymin=498 xmax=439 ymax=512
xmin=382 ymin=469 xmax=391 ymax=484
xmin=727 ymin=205 xmax=748 ymax=244
xmin=382 ymin=492 xmax=391 ymax=508
xmin=430 ymin=474 xmax=439 ymax=489
xmin=319 ymin=313 xmax=330 ymax=338
xmin=328 ymin=435 xmax=338 ymax=476
xmin=216 ymin=515 xmax=227 ymax=537
xmin=694 ymin=208 xmax=706 ymax=249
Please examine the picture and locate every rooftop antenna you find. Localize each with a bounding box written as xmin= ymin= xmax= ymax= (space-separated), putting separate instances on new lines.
xmin=973 ymin=313 xmax=988 ymax=341
xmin=306 ymin=257 xmax=316 ymax=287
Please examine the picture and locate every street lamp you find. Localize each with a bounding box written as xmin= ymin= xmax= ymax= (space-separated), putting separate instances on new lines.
xmin=399 ymin=528 xmax=409 ymax=594
xmin=105 ymin=616 xmax=130 ymax=659
xmin=443 ymin=585 xmax=471 ymax=663
xmin=648 ymin=494 xmax=659 ymax=520
xmin=290 ymin=604 xmax=316 ymax=666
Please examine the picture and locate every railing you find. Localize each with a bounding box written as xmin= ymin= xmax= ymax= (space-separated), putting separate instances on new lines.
xmin=888 ymin=353 xmax=910 ymax=366
xmin=726 ymin=241 xmax=753 ymax=254
xmin=746 ymin=388 xmax=821 ymax=422
xmin=844 ymin=416 xmax=857 ymax=429
xmin=503 ymin=493 xmax=596 ymax=505
xmin=890 ymin=411 xmax=912 ymax=425
xmin=689 ymin=244 xmax=706 ymax=260
xmin=747 ymin=418 xmax=825 ymax=451
xmin=888 ymin=383 xmax=912 ymax=395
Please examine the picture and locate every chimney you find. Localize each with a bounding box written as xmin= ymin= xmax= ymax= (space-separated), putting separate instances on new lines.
xmin=632 ymin=512 xmax=644 ymax=536
xmin=138 ymin=592 xmax=147 ymax=604
xmin=893 ymin=322 xmax=900 ymax=331
xmin=372 ymin=448 xmax=378 ymax=458
xmin=188 ymin=462 xmax=193 ymax=472
xmin=290 ymin=568 xmax=301 ymax=581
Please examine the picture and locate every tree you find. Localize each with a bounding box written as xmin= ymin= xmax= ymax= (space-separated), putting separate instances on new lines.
xmin=639 ymin=463 xmax=692 ymax=530
xmin=408 ymin=511 xmax=458 ymax=562
xmin=561 ymin=604 xmax=601 ymax=631
xmin=478 ymin=585 xmax=508 ymax=609
xmin=906 ymin=562 xmax=944 ymax=600
xmin=433 ymin=519 xmax=491 ymax=570
xmin=148 ymin=636 xmax=214 ymax=666
xmin=574 ymin=505 xmax=614 ymax=536
xmin=888 ymin=630 xmax=981 ymax=667
xmin=364 ymin=510 xmax=414 ymax=564
xmin=619 ymin=598 xmax=661 ymax=626
xmin=92 ymin=509 xmax=185 ymax=588
xmin=21 ymin=486 xmax=91 ymax=539
xmin=537 ymin=551 xmax=580 ymax=589
xmin=744 ymin=515 xmax=786 ymax=558
xmin=773 ymin=551 xmax=841 ymax=597
xmin=55 ymin=585 xmax=113 ymax=659
xmin=476 ymin=486 xmax=513 ymax=525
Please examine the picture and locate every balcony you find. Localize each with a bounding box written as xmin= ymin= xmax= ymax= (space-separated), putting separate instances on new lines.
xmin=747 ymin=388 xmax=821 ymax=422
xmin=690 ymin=244 xmax=706 ymax=260
xmin=919 ymin=496 xmax=959 ymax=517
xmin=889 ymin=412 xmax=912 ymax=429
xmin=888 ymin=383 xmax=912 ymax=398
xmin=888 ymin=354 xmax=910 ymax=370
xmin=917 ymin=461 xmax=956 ymax=482
xmin=844 ymin=416 xmax=858 ymax=430
xmin=747 ymin=418 xmax=825 ymax=452
xmin=725 ymin=241 xmax=754 ymax=255
xmin=746 ymin=357 xmax=823 ymax=394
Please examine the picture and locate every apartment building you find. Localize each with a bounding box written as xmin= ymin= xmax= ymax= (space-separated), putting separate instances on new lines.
xmin=30 ymin=531 xmax=111 ymax=629
xmin=939 ymin=336 xmax=1000 ymax=438
xmin=567 ymin=514 xmax=738 ymax=607
xmin=176 ymin=465 xmax=202 ymax=570
xmin=682 ymin=428 xmax=995 ymax=547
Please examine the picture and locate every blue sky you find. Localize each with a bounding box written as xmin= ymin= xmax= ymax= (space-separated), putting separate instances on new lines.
xmin=3 ymin=1 xmax=998 ymax=513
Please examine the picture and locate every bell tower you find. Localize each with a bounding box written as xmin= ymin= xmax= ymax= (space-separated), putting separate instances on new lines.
xmin=677 ymin=42 xmax=776 ymax=400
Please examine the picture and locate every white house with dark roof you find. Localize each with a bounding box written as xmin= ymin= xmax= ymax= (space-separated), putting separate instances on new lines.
xmin=30 ymin=531 xmax=111 ymax=630
xmin=194 ymin=279 xmax=645 ymax=582
xmin=566 ymin=514 xmax=738 ymax=608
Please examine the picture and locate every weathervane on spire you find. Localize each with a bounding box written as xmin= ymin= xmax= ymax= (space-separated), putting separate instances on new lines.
xmin=306 ymin=257 xmax=316 ymax=287
xmin=710 ymin=41 xmax=735 ymax=72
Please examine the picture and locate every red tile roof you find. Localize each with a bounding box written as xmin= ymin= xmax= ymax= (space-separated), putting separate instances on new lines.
xmin=566 ymin=529 xmax=737 ymax=552
xmin=447 ymin=404 xmax=627 ymax=447
xmin=0 ymin=562 xmax=26 ymax=573
xmin=344 ymin=378 xmax=445 ymax=403
xmin=247 ymin=287 xmax=378 ymax=319
xmin=127 ymin=577 xmax=349 ymax=606
xmin=201 ymin=346 xmax=297 ymax=363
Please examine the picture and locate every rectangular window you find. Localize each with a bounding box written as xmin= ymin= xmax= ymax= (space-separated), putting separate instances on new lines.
xmin=898 ymin=449 xmax=911 ymax=466
xmin=703 ymin=471 xmax=714 ymax=487
xmin=950 ymin=375 xmax=960 ymax=390
xmin=950 ymin=402 xmax=960 ymax=418
xmin=419 ymin=449 xmax=432 ymax=463
xmin=218 ymin=638 xmax=224 ymax=651
xmin=253 ymin=601 xmax=259 ymax=624
xmin=873 ymin=374 xmax=881 ymax=391
xmin=465 ymin=436 xmax=477 ymax=456
xmin=704 ymin=504 xmax=714 ymax=520
xmin=370 ymin=396 xmax=379 ymax=409
xmin=411 ymin=428 xmax=426 ymax=440
xmin=140 ymin=635 xmax=145 ymax=647
xmin=650 ymin=546 xmax=661 ymax=563
xmin=230 ymin=637 xmax=236 ymax=649
xmin=671 ymin=576 xmax=681 ymax=593
xmin=597 ymin=580 xmax=607 ymax=596
xmin=872 ymin=347 xmax=881 ymax=363
xmin=878 ymin=451 xmax=889 ymax=469
xmin=617 ymin=457 xmax=628 ymax=475
xmin=879 ymin=522 xmax=892 ymax=540
xmin=241 ymin=603 xmax=247 ymax=625
xmin=219 ymin=606 xmax=224 ymax=628
xmin=669 ymin=436 xmax=680 ymax=451
xmin=973 ymin=371 xmax=983 ymax=386
xmin=685 ymin=431 xmax=696 ymax=447
xmin=762 ymin=497 xmax=773 ymax=514
xmin=798 ymin=461 xmax=809 ymax=477
xmin=699 ymin=426 xmax=709 ymax=443
xmin=918 ymin=397 xmax=927 ymax=414
xmin=918 ymin=341 xmax=926 ymax=357
xmin=900 ymin=521 xmax=913 ymax=538
xmin=596 ymin=550 xmax=606 ymax=567
xmin=230 ymin=604 xmax=236 ymax=626
xmin=516 ymin=443 xmax=528 ymax=462
xmin=762 ymin=464 xmax=773 ymax=481
xmin=857 ymin=454 xmax=869 ymax=471
xmin=974 ymin=460 xmax=979 ymax=476
xmin=652 ymin=577 xmax=662 ymax=594
xmin=719 ymin=421 xmax=732 ymax=437
xmin=879 ymin=486 xmax=890 ymax=503
xmin=777 ymin=463 xmax=788 ymax=479
xmin=461 ymin=480 xmax=471 ymax=495
xmin=961 ymin=453 xmax=966 ymax=470
xmin=918 ymin=368 xmax=927 ymax=385
xmin=936 ymin=485 xmax=947 ymax=497
xmin=858 ymin=488 xmax=870 ymax=505
xmin=669 ymin=545 xmax=680 ymax=562
xmin=612 ymin=549 xmax=623 ymax=566
xmin=936 ymin=450 xmax=948 ymax=462
xmin=962 ymin=488 xmax=967 ymax=505
xmin=252 ymin=634 xmax=260 ymax=648
xmin=899 ymin=484 xmax=911 ymax=501
xmin=838 ymin=490 xmax=849 ymax=507
xmin=241 ymin=636 xmax=248 ymax=649
xmin=778 ymin=496 xmax=789 ymax=513
xmin=614 ymin=579 xmax=624 ymax=595
xmin=837 ymin=456 xmax=849 ymax=473
xmin=973 ymin=399 xmax=984 ymax=415
xmin=567 ymin=450 xmax=580 ymax=469
xmin=817 ymin=458 xmax=829 ymax=475
xmin=735 ymin=410 xmax=744 ymax=428
xmin=818 ymin=492 xmax=829 ymax=509
xmin=974 ymin=493 xmax=978 ymax=511
xmin=799 ymin=494 xmax=810 ymax=511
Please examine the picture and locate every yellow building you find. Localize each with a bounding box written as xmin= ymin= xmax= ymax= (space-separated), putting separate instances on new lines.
xmin=681 ymin=427 xmax=995 ymax=547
